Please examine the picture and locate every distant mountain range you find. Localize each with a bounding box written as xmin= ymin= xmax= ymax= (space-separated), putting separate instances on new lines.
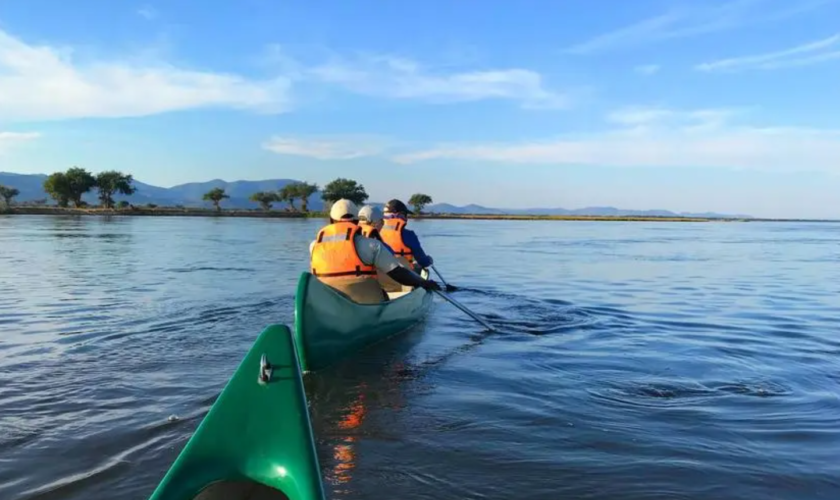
xmin=0 ymin=172 xmax=309 ymax=210
xmin=0 ymin=172 xmax=752 ymax=218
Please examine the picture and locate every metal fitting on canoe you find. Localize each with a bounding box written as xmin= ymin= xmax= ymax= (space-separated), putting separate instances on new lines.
xmin=258 ymin=354 xmax=273 ymax=384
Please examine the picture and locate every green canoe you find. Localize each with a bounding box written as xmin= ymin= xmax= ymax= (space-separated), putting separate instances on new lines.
xmin=293 ymin=269 xmax=434 ymax=373
xmin=148 ymin=324 xmax=326 ymax=500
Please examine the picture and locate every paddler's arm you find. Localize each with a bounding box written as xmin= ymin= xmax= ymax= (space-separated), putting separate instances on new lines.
xmin=387 ymin=266 xmax=440 ymax=291
xmin=355 ymin=236 xmax=440 ymax=291
xmin=402 ymin=228 xmax=433 ymax=268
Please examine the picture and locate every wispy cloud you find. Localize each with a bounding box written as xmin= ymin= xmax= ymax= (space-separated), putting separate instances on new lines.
xmin=565 ymin=0 xmax=835 ymax=54
xmin=137 ymin=5 xmax=158 ymax=20
xmin=0 ymin=28 xmax=570 ymax=123
xmin=262 ymin=135 xmax=390 ymax=160
xmin=634 ymin=64 xmax=661 ymax=75
xmin=277 ymin=49 xmax=569 ymax=109
xmin=606 ymin=106 xmax=747 ymax=131
xmin=696 ymin=33 xmax=840 ymax=71
xmin=0 ymin=28 xmax=293 ymax=122
xmin=391 ymin=106 xmax=840 ymax=173
xmin=0 ymin=131 xmax=40 ymax=154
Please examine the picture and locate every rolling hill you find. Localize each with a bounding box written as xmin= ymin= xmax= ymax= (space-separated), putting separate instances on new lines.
xmin=0 ymin=172 xmax=751 ymax=218
xmin=0 ymin=172 xmax=314 ymax=210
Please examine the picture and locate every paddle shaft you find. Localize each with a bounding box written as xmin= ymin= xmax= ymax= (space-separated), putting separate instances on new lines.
xmin=431 ymin=266 xmax=449 ymax=287
xmin=431 ymin=266 xmax=457 ymax=291
xmin=433 ymin=290 xmax=496 ymax=332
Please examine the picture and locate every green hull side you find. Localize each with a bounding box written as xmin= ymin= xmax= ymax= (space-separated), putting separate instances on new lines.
xmin=148 ymin=324 xmax=325 ymax=500
xmin=293 ymin=271 xmax=434 ymax=372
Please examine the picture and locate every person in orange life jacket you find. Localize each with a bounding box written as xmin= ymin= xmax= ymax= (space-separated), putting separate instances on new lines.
xmin=357 ymin=205 xmax=395 ymax=252
xmin=380 ymin=199 xmax=434 ymax=268
xmin=309 ymin=199 xmax=441 ymax=304
xmin=378 ymin=199 xmax=434 ymax=292
xmin=357 ymin=204 xmax=397 ymax=286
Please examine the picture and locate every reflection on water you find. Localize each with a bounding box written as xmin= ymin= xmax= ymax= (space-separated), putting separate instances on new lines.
xmin=332 ymin=391 xmax=365 ymax=489
xmin=1 ymin=215 xmax=840 ymax=500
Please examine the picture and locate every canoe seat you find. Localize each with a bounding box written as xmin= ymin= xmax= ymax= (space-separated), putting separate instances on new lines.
xmin=386 ymin=285 xmax=416 ymax=301
xmin=193 ymin=480 xmax=291 ymax=500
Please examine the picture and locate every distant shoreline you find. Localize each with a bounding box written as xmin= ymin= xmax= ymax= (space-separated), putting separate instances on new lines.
xmin=1 ymin=206 xmax=837 ymax=223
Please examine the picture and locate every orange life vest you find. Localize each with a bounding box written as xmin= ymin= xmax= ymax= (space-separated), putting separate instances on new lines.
xmin=311 ymin=222 xmax=377 ymax=278
xmin=359 ymin=223 xmax=380 ymax=240
xmin=380 ymin=218 xmax=413 ymax=261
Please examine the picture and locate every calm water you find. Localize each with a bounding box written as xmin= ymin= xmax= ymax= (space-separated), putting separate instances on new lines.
xmin=1 ymin=215 xmax=840 ymax=500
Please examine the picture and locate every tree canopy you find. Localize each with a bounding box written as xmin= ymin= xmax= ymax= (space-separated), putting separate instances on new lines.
xmin=278 ymin=184 xmax=298 ymax=211
xmin=287 ymin=182 xmax=319 ymax=212
xmin=96 ymin=171 xmax=136 ymax=208
xmin=203 ymin=187 xmax=230 ymax=211
xmin=0 ymin=185 xmax=20 ymax=207
xmin=64 ymin=167 xmax=97 ymax=207
xmin=321 ymin=178 xmax=369 ymax=206
xmin=43 ymin=172 xmax=71 ymax=207
xmin=249 ymin=191 xmax=279 ymax=211
xmin=408 ymin=193 xmax=433 ymax=214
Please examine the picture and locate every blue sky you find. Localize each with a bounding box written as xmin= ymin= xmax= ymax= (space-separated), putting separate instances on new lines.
xmin=1 ymin=0 xmax=839 ymax=218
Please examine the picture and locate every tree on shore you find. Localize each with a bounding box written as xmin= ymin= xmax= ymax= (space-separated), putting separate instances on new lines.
xmin=64 ymin=167 xmax=97 ymax=207
xmin=321 ymin=178 xmax=369 ymax=206
xmin=96 ymin=171 xmax=136 ymax=208
xmin=250 ymin=191 xmax=279 ymax=211
xmin=0 ymin=185 xmax=20 ymax=207
xmin=409 ymin=193 xmax=433 ymax=214
xmin=42 ymin=167 xmax=100 ymax=207
xmin=278 ymin=184 xmax=298 ymax=211
xmin=289 ymin=182 xmax=319 ymax=212
xmin=43 ymin=172 xmax=71 ymax=207
xmin=203 ymin=187 xmax=229 ymax=212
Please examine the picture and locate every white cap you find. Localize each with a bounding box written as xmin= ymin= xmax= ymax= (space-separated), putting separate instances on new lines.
xmin=329 ymin=199 xmax=358 ymax=220
xmin=358 ymin=205 xmax=383 ymax=224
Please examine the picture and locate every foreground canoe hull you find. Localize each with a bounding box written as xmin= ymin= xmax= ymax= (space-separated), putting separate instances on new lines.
xmin=293 ymin=270 xmax=434 ymax=373
xmin=148 ymin=324 xmax=325 ymax=500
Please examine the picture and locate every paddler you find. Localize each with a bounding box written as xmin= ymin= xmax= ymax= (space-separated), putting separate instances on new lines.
xmin=357 ymin=205 xmax=397 ymax=253
xmin=358 ymin=205 xmax=385 ymax=239
xmin=378 ymin=199 xmax=435 ymax=292
xmin=310 ymin=199 xmax=441 ymax=304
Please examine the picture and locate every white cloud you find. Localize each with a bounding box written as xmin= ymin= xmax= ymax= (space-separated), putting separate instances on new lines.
xmin=137 ymin=5 xmax=158 ymax=20
xmin=0 ymin=29 xmax=570 ymax=123
xmin=262 ymin=135 xmax=389 ymax=160
xmin=0 ymin=131 xmax=40 ymax=153
xmin=391 ymin=107 xmax=840 ymax=173
xmin=565 ymin=0 xmax=835 ymax=54
xmin=606 ymin=106 xmax=747 ymax=131
xmin=0 ymin=28 xmax=293 ymax=122
xmin=298 ymin=51 xmax=569 ymax=109
xmin=696 ymin=33 xmax=840 ymax=72
xmin=634 ymin=64 xmax=661 ymax=75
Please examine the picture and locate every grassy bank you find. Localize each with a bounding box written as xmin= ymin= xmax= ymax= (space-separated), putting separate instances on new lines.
xmin=4 ymin=206 xmax=838 ymax=223
xmin=415 ymin=213 xmax=734 ymax=222
xmin=2 ymin=205 xmax=739 ymax=222
xmin=2 ymin=206 xmax=311 ymax=218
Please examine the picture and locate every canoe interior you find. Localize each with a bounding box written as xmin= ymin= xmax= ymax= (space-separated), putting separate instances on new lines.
xmin=147 ymin=324 xmax=325 ymax=500
xmin=293 ymin=269 xmax=434 ymax=373
xmin=193 ymin=480 xmax=291 ymax=500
